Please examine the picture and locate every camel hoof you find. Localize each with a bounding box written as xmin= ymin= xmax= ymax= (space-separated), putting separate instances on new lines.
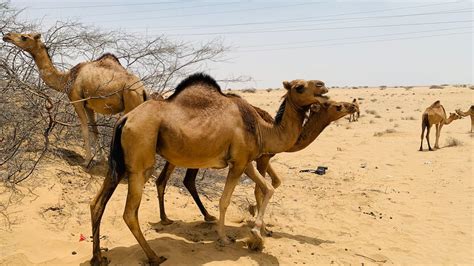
xmin=149 ymin=256 xmax=167 ymax=266
xmin=248 ymin=228 xmax=264 ymax=252
xmin=160 ymin=217 xmax=174 ymax=225
xmin=204 ymin=215 xmax=217 ymax=223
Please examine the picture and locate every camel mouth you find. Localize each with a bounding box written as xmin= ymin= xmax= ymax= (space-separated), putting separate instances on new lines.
xmin=2 ymin=36 xmax=12 ymax=42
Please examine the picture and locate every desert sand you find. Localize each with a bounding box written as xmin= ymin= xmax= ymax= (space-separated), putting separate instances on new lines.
xmin=0 ymin=86 xmax=472 ymax=265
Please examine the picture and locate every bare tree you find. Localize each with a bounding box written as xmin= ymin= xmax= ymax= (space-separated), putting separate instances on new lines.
xmin=0 ymin=2 xmax=229 ymax=187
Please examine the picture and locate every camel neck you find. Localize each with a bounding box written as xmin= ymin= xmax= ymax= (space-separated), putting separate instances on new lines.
xmin=260 ymin=97 xmax=306 ymax=154
xmin=30 ymin=47 xmax=69 ymax=93
xmin=286 ymin=110 xmax=331 ymax=152
xmin=443 ymin=116 xmax=456 ymax=125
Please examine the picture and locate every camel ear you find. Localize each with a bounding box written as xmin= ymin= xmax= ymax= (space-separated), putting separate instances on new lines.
xmin=33 ymin=33 xmax=41 ymax=40
xmin=352 ymin=98 xmax=356 ymax=103
xmin=283 ymin=81 xmax=291 ymax=90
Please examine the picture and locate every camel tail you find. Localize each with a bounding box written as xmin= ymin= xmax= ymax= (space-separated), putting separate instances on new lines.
xmin=108 ymin=117 xmax=128 ymax=183
xmin=421 ymin=113 xmax=429 ymax=133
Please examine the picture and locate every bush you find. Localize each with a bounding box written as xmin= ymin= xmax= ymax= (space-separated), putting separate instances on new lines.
xmin=445 ymin=137 xmax=463 ymax=147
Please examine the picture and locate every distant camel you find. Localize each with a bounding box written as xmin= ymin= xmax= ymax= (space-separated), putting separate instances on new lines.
xmin=419 ymin=100 xmax=460 ymax=151
xmin=348 ymin=98 xmax=360 ymax=122
xmin=156 ymin=100 xmax=357 ymax=236
xmin=3 ymin=32 xmax=147 ymax=163
xmin=89 ymin=73 xmax=329 ymax=265
xmin=455 ymin=105 xmax=474 ymax=132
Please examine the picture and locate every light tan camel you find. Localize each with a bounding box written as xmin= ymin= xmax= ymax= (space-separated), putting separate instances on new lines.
xmin=348 ymin=98 xmax=360 ymax=122
xmin=89 ymin=73 xmax=329 ymax=265
xmin=3 ymin=32 xmax=147 ymax=163
xmin=455 ymin=105 xmax=474 ymax=132
xmin=419 ymin=100 xmax=461 ymax=151
xmin=156 ymin=100 xmax=357 ymax=234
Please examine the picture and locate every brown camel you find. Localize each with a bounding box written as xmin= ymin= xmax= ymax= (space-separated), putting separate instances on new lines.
xmin=3 ymin=32 xmax=147 ymax=163
xmin=156 ymin=100 xmax=357 ymax=233
xmin=348 ymin=98 xmax=360 ymax=122
xmin=419 ymin=100 xmax=461 ymax=151
xmin=455 ymin=105 xmax=474 ymax=132
xmin=89 ymin=73 xmax=329 ymax=265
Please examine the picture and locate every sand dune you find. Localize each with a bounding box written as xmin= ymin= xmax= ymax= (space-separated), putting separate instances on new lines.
xmin=1 ymin=86 xmax=472 ymax=265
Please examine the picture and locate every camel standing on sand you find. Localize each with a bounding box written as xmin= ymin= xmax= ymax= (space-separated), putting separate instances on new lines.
xmin=455 ymin=105 xmax=474 ymax=132
xmin=3 ymin=33 xmax=147 ymax=163
xmin=156 ymin=100 xmax=357 ymax=233
xmin=348 ymin=98 xmax=360 ymax=122
xmin=89 ymin=73 xmax=329 ymax=265
xmin=419 ymin=100 xmax=461 ymax=151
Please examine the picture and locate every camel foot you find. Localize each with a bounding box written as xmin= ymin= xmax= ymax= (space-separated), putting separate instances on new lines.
xmin=429 ymin=148 xmax=433 ymax=151
xmin=247 ymin=228 xmax=264 ymax=252
xmin=149 ymin=255 xmax=167 ymax=266
xmin=204 ymin=214 xmax=217 ymax=223
xmin=160 ymin=217 xmax=174 ymax=225
xmin=90 ymin=255 xmax=109 ymax=266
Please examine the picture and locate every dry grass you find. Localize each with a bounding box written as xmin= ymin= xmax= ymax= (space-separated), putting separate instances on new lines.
xmin=445 ymin=137 xmax=463 ymax=147
xmin=242 ymin=88 xmax=257 ymax=93
xmin=375 ymin=115 xmax=382 ymax=118
xmin=374 ymin=128 xmax=397 ymax=137
xmin=429 ymin=85 xmax=444 ymax=89
xmin=366 ymin=110 xmax=378 ymax=115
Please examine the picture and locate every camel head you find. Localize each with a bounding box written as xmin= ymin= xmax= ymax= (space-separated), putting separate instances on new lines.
xmin=311 ymin=101 xmax=356 ymax=120
xmin=449 ymin=112 xmax=462 ymax=120
xmin=3 ymin=32 xmax=44 ymax=54
xmin=282 ymin=79 xmax=329 ymax=107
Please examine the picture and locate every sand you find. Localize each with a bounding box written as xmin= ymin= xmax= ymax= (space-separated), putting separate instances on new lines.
xmin=1 ymin=86 xmax=472 ymax=265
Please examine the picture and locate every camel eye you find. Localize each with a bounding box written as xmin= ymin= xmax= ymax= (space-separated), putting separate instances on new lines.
xmin=336 ymin=105 xmax=342 ymax=111
xmin=295 ymin=84 xmax=305 ymax=93
xmin=21 ymin=36 xmax=27 ymax=41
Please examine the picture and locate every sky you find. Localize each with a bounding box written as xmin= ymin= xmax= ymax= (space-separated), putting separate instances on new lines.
xmin=7 ymin=0 xmax=473 ymax=88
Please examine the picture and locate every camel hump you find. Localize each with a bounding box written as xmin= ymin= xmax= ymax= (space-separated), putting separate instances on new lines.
xmin=169 ymin=72 xmax=222 ymax=99
xmin=470 ymin=105 xmax=474 ymax=111
xmin=252 ymin=105 xmax=274 ymax=123
xmin=430 ymin=100 xmax=441 ymax=107
xmin=95 ymin=53 xmax=121 ymax=65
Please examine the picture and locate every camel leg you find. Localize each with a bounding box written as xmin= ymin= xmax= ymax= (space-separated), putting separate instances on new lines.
xmin=435 ymin=124 xmax=443 ymax=149
xmin=124 ymin=170 xmax=166 ymax=265
xmin=470 ymin=115 xmax=473 ymax=133
xmin=155 ymin=161 xmax=176 ymax=225
xmin=419 ymin=122 xmax=426 ymax=151
xmin=72 ymin=102 xmax=92 ymax=164
xmin=85 ymin=107 xmax=102 ymax=159
xmin=183 ymin=168 xmax=217 ymax=222
xmin=426 ymin=124 xmax=433 ymax=151
xmin=216 ymin=162 xmax=247 ymax=246
xmin=90 ymin=173 xmax=120 ymax=265
xmin=245 ymin=163 xmax=274 ymax=251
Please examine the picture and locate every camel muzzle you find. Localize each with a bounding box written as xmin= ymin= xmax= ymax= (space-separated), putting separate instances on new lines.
xmin=2 ymin=36 xmax=12 ymax=42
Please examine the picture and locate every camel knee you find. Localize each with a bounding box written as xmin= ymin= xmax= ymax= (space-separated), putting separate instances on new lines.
xmin=272 ymin=178 xmax=281 ymax=189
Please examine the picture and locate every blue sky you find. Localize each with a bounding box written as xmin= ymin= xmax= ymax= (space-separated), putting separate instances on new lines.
xmin=9 ymin=0 xmax=473 ymax=88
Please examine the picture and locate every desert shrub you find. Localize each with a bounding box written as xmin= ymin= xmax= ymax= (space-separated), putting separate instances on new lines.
xmin=374 ymin=128 xmax=396 ymax=136
xmin=266 ymin=88 xmax=273 ymax=92
xmin=396 ymin=106 xmax=401 ymax=109
xmin=370 ymin=99 xmax=377 ymax=102
xmin=242 ymin=88 xmax=257 ymax=93
xmin=469 ymin=86 xmax=474 ymax=90
xmin=379 ymin=85 xmax=387 ymax=90
xmin=445 ymin=137 xmax=463 ymax=147
xmin=402 ymin=116 xmax=417 ymax=120
xmin=429 ymin=85 xmax=444 ymax=89
xmin=366 ymin=110 xmax=378 ymax=115
xmin=374 ymin=115 xmax=382 ymax=118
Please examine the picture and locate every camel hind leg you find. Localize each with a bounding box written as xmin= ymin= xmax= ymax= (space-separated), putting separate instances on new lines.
xmin=426 ymin=124 xmax=433 ymax=151
xmin=182 ymin=168 xmax=217 ymax=222
xmin=156 ymin=161 xmax=176 ymax=225
xmin=90 ymin=173 xmax=121 ymax=265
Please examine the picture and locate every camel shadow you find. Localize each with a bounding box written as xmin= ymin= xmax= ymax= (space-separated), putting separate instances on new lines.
xmin=79 ymin=221 xmax=280 ymax=265
xmin=54 ymin=147 xmax=84 ymax=166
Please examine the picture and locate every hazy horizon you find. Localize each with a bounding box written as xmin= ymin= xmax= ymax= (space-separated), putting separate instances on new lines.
xmin=8 ymin=0 xmax=473 ymax=89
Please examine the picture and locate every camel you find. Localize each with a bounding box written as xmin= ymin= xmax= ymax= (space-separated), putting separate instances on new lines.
xmin=455 ymin=105 xmax=474 ymax=132
xmin=156 ymin=100 xmax=357 ymax=232
xmin=419 ymin=100 xmax=461 ymax=151
xmin=3 ymin=32 xmax=147 ymax=163
xmin=348 ymin=98 xmax=360 ymax=122
xmin=89 ymin=73 xmax=329 ymax=265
